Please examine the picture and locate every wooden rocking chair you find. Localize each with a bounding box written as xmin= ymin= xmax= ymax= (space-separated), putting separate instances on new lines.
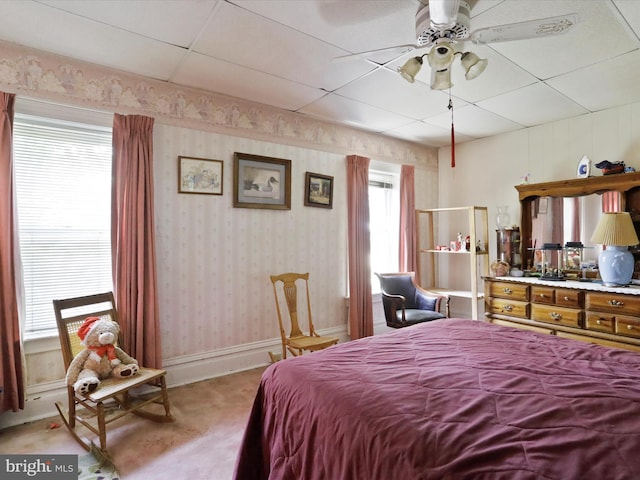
xmin=53 ymin=292 xmax=173 ymax=453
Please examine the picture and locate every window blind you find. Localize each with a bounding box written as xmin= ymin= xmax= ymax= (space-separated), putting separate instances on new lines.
xmin=13 ymin=111 xmax=113 ymax=336
xmin=369 ymin=170 xmax=400 ymax=291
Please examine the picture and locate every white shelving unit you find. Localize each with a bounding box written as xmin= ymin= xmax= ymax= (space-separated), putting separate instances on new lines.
xmin=415 ymin=206 xmax=490 ymax=320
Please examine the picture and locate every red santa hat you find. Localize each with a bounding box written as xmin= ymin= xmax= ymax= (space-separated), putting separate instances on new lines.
xmin=78 ymin=316 xmax=101 ymax=343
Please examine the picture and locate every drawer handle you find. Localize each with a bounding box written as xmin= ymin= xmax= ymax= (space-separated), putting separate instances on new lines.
xmin=563 ymin=296 xmax=570 ymax=301
xmin=608 ymin=299 xmax=624 ymax=307
xmin=628 ymin=324 xmax=634 ymax=331
xmin=503 ymin=305 xmax=513 ymax=312
xmin=596 ymin=319 xmax=603 ymax=325
xmin=503 ymin=288 xmax=513 ymax=294
xmin=538 ymin=293 xmax=546 ymax=298
xmin=550 ymin=312 xmax=562 ymax=320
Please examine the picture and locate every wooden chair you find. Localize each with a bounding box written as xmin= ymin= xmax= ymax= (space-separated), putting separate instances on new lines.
xmin=375 ymin=272 xmax=450 ymax=328
xmin=270 ymin=273 xmax=339 ymax=359
xmin=53 ymin=292 xmax=173 ymax=453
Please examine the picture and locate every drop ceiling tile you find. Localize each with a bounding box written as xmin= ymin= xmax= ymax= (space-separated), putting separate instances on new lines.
xmin=444 ymin=45 xmax=538 ymax=103
xmin=472 ymin=0 xmax=638 ymax=79
xmin=477 ymin=82 xmax=588 ymax=127
xmin=547 ymin=50 xmax=640 ymax=112
xmin=172 ymin=53 xmax=326 ymax=111
xmin=298 ymin=93 xmax=415 ymax=132
xmin=39 ymin=0 xmax=217 ymax=47
xmin=230 ymin=0 xmax=420 ymax=54
xmin=614 ymin=0 xmax=640 ymax=38
xmin=425 ymin=104 xmax=523 ymax=138
xmin=192 ymin=2 xmax=374 ymax=91
xmin=470 ymin=0 xmax=504 ymax=18
xmin=334 ymin=68 xmax=460 ymax=120
xmin=0 ymin=1 xmax=186 ymax=80
xmin=386 ymin=121 xmax=476 ymax=147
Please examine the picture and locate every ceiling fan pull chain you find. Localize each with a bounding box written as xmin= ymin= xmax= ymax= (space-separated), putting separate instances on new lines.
xmin=448 ymin=97 xmax=455 ymax=168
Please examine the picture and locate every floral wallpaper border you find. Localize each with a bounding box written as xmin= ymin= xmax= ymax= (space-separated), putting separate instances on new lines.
xmin=0 ymin=40 xmax=436 ymax=166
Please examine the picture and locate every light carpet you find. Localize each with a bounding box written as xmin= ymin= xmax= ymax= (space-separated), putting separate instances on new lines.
xmin=0 ymin=367 xmax=266 ymax=480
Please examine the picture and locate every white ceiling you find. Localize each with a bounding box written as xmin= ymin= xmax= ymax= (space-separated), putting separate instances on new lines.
xmin=0 ymin=0 xmax=639 ymax=147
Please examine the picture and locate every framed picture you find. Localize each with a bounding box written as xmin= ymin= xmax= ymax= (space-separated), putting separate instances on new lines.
xmin=538 ymin=196 xmax=549 ymax=215
xmin=233 ymin=152 xmax=291 ymax=209
xmin=178 ymin=156 xmax=223 ymax=195
xmin=304 ymin=172 xmax=333 ymax=209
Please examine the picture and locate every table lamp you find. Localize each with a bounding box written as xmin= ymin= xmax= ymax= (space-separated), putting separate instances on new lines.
xmin=590 ymin=212 xmax=639 ymax=286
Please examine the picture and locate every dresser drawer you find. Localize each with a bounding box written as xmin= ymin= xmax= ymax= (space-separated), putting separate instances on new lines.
xmin=531 ymin=304 xmax=583 ymax=328
xmin=585 ymin=312 xmax=615 ymax=333
xmin=615 ymin=316 xmax=640 ymax=339
xmin=531 ymin=286 xmax=554 ymax=305
xmin=555 ymin=331 xmax=640 ymax=352
xmin=489 ymin=282 xmax=529 ymax=301
xmin=586 ymin=292 xmax=640 ymax=316
xmin=555 ymin=288 xmax=583 ymax=308
xmin=486 ymin=298 xmax=529 ymax=319
xmin=489 ymin=318 xmax=554 ymax=335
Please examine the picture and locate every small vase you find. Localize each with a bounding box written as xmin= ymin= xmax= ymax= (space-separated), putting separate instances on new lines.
xmin=496 ymin=206 xmax=510 ymax=230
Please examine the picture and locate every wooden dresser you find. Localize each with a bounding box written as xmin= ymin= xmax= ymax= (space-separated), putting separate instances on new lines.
xmin=484 ymin=277 xmax=640 ymax=352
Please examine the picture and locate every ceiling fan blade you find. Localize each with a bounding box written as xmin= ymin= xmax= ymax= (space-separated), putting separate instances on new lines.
xmin=428 ymin=0 xmax=461 ymax=30
xmin=469 ymin=13 xmax=579 ymax=44
xmin=333 ymin=44 xmax=420 ymax=62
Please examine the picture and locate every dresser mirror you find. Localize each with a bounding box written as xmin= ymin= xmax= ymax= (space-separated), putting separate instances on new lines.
xmin=527 ymin=193 xmax=603 ymax=269
xmin=515 ymin=172 xmax=640 ymax=275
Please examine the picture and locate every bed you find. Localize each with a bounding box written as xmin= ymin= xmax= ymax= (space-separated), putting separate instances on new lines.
xmin=234 ymin=318 xmax=640 ymax=480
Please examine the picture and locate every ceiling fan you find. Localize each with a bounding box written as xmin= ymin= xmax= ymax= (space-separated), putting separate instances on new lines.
xmin=338 ymin=0 xmax=579 ymax=90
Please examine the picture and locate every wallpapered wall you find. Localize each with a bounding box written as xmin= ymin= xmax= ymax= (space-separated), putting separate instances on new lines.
xmin=0 ymin=41 xmax=439 ymax=398
xmin=154 ymin=125 xmax=348 ymax=358
xmin=154 ymin=123 xmax=440 ymax=359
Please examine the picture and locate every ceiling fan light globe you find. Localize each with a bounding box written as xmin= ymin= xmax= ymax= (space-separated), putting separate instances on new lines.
xmin=398 ymin=57 xmax=423 ymax=83
xmin=460 ymin=52 xmax=488 ymax=80
xmin=431 ymin=68 xmax=452 ymax=90
xmin=427 ymin=43 xmax=455 ymax=70
xmin=465 ymin=58 xmax=487 ymax=80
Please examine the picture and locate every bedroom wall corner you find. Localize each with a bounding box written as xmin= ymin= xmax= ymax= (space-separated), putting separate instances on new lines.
xmin=436 ymin=100 xmax=640 ymax=318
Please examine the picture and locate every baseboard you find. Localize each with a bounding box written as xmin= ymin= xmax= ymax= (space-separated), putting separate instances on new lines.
xmin=0 ymin=325 xmax=349 ymax=430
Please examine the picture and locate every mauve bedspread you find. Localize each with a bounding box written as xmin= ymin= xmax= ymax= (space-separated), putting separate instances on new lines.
xmin=234 ymin=319 xmax=640 ymax=480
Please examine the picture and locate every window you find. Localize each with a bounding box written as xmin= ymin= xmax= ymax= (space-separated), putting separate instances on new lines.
xmin=13 ymin=99 xmax=113 ymax=337
xmin=369 ymin=165 xmax=400 ymax=293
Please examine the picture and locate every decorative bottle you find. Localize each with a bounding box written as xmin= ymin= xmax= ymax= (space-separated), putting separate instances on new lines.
xmin=496 ymin=206 xmax=510 ymax=230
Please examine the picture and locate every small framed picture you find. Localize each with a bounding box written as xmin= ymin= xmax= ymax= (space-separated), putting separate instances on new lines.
xmin=304 ymin=172 xmax=333 ymax=209
xmin=233 ymin=152 xmax=291 ymax=210
xmin=538 ymin=196 xmax=549 ymax=214
xmin=178 ymin=156 xmax=223 ymax=195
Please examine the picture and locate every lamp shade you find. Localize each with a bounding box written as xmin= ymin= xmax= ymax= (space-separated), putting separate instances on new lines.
xmin=590 ymin=212 xmax=639 ymax=286
xmin=590 ymin=212 xmax=639 ymax=246
xmin=398 ymin=57 xmax=424 ymax=83
xmin=460 ymin=52 xmax=488 ymax=80
xmin=431 ymin=68 xmax=453 ymax=90
xmin=427 ymin=44 xmax=455 ymax=71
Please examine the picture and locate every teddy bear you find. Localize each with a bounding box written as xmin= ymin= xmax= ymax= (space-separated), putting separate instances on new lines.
xmin=66 ymin=316 xmax=140 ymax=395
